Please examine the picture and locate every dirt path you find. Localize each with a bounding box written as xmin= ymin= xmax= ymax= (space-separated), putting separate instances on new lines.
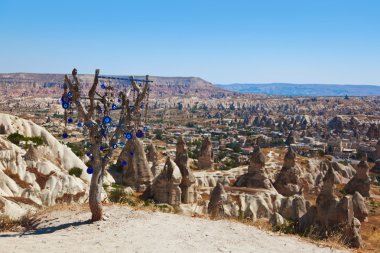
xmin=0 ymin=205 xmax=347 ymax=253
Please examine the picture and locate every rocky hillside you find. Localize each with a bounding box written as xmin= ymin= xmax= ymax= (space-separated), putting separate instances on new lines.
xmin=0 ymin=73 xmax=229 ymax=98
xmin=0 ymin=113 xmax=113 ymax=218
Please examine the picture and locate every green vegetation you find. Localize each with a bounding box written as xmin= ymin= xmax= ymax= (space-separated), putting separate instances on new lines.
xmin=67 ymin=142 xmax=85 ymax=158
xmin=68 ymin=167 xmax=83 ymax=178
xmin=220 ymin=156 xmax=240 ymax=170
xmin=369 ymin=199 xmax=379 ymax=214
xmin=7 ymin=132 xmax=45 ymax=147
xmin=272 ymin=220 xmax=296 ymax=234
xmin=186 ymin=122 xmax=196 ymax=128
xmin=153 ymin=129 xmax=163 ymax=140
xmin=52 ymin=113 xmax=64 ymax=119
xmin=106 ymin=183 xmax=180 ymax=213
xmin=188 ymin=140 xmax=202 ymax=159
xmin=226 ymin=142 xmax=242 ymax=153
xmin=108 ymin=185 xmax=135 ymax=204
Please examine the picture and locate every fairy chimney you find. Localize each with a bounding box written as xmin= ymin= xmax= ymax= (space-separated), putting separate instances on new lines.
xmin=198 ymin=136 xmax=214 ymax=170
xmin=344 ymin=160 xmax=371 ymax=197
xmin=234 ymin=146 xmax=272 ymax=189
xmin=208 ymin=183 xmax=228 ymax=219
xmin=175 ymin=136 xmax=196 ymax=203
xmin=120 ymin=138 xmax=153 ymax=192
xmin=273 ymin=147 xmax=301 ymax=196
xmin=152 ymin=157 xmax=182 ymax=205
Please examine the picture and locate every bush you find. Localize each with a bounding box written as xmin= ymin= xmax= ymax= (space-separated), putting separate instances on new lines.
xmin=28 ymin=136 xmax=44 ymax=146
xmin=7 ymin=133 xmax=45 ymax=146
xmin=7 ymin=132 xmax=24 ymax=145
xmin=188 ymin=140 xmax=202 ymax=159
xmin=153 ymin=129 xmax=163 ymax=140
xmin=68 ymin=167 xmax=82 ymax=178
xmin=67 ymin=143 xmax=85 ymax=158
xmin=0 ymin=213 xmax=35 ymax=232
xmin=226 ymin=142 xmax=242 ymax=153
xmin=108 ymin=184 xmax=136 ymax=205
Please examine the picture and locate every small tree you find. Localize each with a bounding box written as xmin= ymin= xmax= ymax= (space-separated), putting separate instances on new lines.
xmin=62 ymin=68 xmax=150 ymax=221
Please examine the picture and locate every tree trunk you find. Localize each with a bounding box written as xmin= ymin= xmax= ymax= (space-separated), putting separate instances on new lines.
xmin=89 ymin=162 xmax=103 ymax=221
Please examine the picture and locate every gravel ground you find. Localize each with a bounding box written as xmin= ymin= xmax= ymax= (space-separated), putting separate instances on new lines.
xmin=0 ymin=205 xmax=348 ymax=253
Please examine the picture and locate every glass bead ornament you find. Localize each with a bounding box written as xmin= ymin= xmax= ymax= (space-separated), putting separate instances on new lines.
xmin=136 ymin=130 xmax=144 ymax=138
xmin=62 ymin=102 xmax=69 ymax=109
xmin=125 ymin=132 xmax=133 ymax=140
xmin=103 ymin=116 xmax=112 ymax=124
xmin=87 ymin=167 xmax=94 ymax=174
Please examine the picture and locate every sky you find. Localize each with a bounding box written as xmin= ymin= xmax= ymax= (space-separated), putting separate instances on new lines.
xmin=0 ymin=0 xmax=379 ymax=84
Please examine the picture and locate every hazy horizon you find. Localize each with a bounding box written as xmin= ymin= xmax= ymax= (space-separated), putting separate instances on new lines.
xmin=1 ymin=72 xmax=380 ymax=86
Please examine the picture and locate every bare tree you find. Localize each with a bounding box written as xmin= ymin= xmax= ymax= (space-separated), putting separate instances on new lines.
xmin=62 ymin=68 xmax=150 ymax=221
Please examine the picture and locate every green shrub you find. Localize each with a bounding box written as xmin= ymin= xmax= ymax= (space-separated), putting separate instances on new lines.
xmin=28 ymin=136 xmax=44 ymax=146
xmin=226 ymin=142 xmax=242 ymax=153
xmin=7 ymin=133 xmax=45 ymax=146
xmin=68 ymin=167 xmax=82 ymax=178
xmin=108 ymin=186 xmax=136 ymax=205
xmin=7 ymin=132 xmax=24 ymax=145
xmin=272 ymin=220 xmax=296 ymax=234
xmin=67 ymin=143 xmax=85 ymax=158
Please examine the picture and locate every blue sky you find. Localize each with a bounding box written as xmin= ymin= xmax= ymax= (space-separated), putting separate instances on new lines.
xmin=0 ymin=0 xmax=379 ymax=84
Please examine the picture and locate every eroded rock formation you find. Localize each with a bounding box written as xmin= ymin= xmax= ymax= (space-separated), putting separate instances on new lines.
xmin=120 ymin=138 xmax=153 ymax=192
xmin=152 ymin=157 xmax=182 ymax=205
xmin=352 ymin=191 xmax=369 ymax=222
xmin=273 ymin=148 xmax=301 ymax=196
xmin=197 ymin=136 xmax=214 ymax=170
xmin=0 ymin=113 xmax=111 ymax=219
xmin=146 ymin=142 xmax=160 ymax=176
xmin=234 ymin=146 xmax=272 ymax=189
xmin=146 ymin=142 xmax=158 ymax=165
xmin=299 ymin=167 xmax=364 ymax=248
xmin=344 ymin=159 xmax=370 ymax=197
xmin=175 ymin=136 xmax=196 ymax=203
xmin=208 ymin=183 xmax=228 ymax=219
